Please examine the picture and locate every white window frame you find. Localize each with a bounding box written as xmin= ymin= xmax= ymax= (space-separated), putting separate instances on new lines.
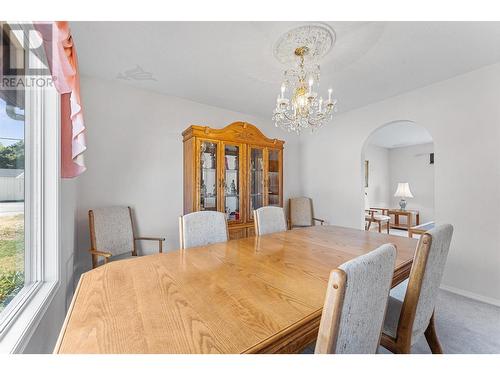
xmin=0 ymin=22 xmax=60 ymax=353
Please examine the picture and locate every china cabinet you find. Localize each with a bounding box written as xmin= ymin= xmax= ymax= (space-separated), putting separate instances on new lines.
xmin=183 ymin=122 xmax=284 ymax=239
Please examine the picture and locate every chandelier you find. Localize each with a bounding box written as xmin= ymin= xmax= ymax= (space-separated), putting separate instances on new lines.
xmin=272 ymin=24 xmax=338 ymax=134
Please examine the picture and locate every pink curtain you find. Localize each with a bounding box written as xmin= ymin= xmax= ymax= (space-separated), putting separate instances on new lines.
xmin=36 ymin=21 xmax=86 ymax=178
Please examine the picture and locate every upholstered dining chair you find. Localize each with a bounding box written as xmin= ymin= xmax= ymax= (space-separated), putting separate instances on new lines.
xmin=315 ymin=244 xmax=397 ymax=354
xmin=88 ymin=206 xmax=165 ymax=269
xmin=179 ymin=211 xmax=228 ymax=249
xmin=365 ymin=208 xmax=391 ymax=233
xmin=288 ymin=197 xmax=325 ymax=229
xmin=381 ymin=224 xmax=454 ymax=354
xmin=253 ymin=206 xmax=287 ymax=236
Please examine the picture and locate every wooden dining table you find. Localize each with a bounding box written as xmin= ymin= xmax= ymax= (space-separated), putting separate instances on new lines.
xmin=54 ymin=225 xmax=417 ymax=354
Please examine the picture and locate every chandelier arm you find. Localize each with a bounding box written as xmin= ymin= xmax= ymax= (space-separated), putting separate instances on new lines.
xmin=282 ymin=113 xmax=297 ymax=122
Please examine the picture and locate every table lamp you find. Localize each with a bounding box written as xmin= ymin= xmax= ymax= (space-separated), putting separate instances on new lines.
xmin=394 ymin=182 xmax=414 ymax=210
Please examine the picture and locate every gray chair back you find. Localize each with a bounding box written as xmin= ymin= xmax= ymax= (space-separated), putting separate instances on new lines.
xmin=315 ymin=244 xmax=396 ymax=354
xmin=90 ymin=206 xmax=134 ymax=257
xmin=289 ymin=197 xmax=313 ymax=227
xmin=254 ymin=206 xmax=287 ymax=236
xmin=179 ymin=211 xmax=228 ymax=249
xmin=403 ymin=224 xmax=454 ymax=339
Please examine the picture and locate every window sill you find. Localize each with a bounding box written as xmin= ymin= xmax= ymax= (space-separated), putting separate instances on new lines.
xmin=0 ymin=280 xmax=60 ymax=353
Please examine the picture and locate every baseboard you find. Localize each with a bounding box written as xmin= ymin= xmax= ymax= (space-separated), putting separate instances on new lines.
xmin=440 ymin=284 xmax=500 ymax=307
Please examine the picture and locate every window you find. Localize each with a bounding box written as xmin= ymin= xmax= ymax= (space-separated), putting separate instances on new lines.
xmin=0 ymin=85 xmax=25 ymax=314
xmin=0 ymin=22 xmax=60 ymax=353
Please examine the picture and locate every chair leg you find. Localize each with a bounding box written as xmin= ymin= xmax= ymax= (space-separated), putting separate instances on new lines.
xmin=378 ymin=221 xmax=381 ymax=233
xmin=92 ymin=254 xmax=97 ymax=269
xmin=386 ymin=221 xmax=390 ymax=234
xmin=366 ymin=221 xmax=371 ymax=231
xmin=381 ymin=334 xmax=411 ymax=354
xmin=397 ymin=344 xmax=412 ymax=354
xmin=424 ymin=312 xmax=443 ymax=354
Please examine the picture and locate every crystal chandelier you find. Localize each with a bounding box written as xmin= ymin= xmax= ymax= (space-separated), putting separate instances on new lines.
xmin=272 ymin=25 xmax=338 ymax=134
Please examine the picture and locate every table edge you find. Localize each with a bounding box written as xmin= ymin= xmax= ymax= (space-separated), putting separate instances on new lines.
xmin=53 ymin=273 xmax=84 ymax=354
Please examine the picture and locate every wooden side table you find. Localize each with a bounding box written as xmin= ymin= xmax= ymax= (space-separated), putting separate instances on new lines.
xmin=386 ymin=209 xmax=420 ymax=237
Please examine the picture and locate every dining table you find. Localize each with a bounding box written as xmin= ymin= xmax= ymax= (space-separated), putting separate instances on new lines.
xmin=54 ymin=225 xmax=417 ymax=354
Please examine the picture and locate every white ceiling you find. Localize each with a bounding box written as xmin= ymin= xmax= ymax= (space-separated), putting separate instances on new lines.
xmin=367 ymin=121 xmax=433 ymax=148
xmin=71 ymin=21 xmax=500 ymax=118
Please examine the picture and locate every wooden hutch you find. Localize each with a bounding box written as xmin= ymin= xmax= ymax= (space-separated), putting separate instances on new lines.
xmin=183 ymin=122 xmax=284 ymax=239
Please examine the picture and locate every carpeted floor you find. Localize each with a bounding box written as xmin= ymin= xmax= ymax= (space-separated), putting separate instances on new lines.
xmin=302 ymin=286 xmax=500 ymax=354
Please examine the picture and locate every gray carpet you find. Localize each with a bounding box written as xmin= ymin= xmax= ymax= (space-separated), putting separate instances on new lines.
xmin=302 ymin=287 xmax=500 ymax=354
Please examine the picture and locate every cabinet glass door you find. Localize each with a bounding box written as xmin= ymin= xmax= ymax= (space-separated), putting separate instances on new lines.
xmin=199 ymin=141 xmax=218 ymax=211
xmin=267 ymin=149 xmax=281 ymax=206
xmin=249 ymin=147 xmax=264 ymax=220
xmin=223 ymin=144 xmax=242 ymax=223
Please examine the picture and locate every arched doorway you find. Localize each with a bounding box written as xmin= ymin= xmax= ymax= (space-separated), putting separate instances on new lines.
xmin=361 ymin=120 xmax=434 ymax=237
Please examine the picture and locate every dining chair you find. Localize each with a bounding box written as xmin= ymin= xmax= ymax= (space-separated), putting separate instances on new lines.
xmin=315 ymin=244 xmax=397 ymax=354
xmin=179 ymin=211 xmax=228 ymax=249
xmin=288 ymin=197 xmax=325 ymax=229
xmin=380 ymin=224 xmax=454 ymax=354
xmin=365 ymin=208 xmax=391 ymax=233
xmin=88 ymin=206 xmax=165 ymax=269
xmin=253 ymin=206 xmax=287 ymax=236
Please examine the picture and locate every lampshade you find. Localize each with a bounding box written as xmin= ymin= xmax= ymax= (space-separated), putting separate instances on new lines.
xmin=394 ymin=182 xmax=414 ymax=198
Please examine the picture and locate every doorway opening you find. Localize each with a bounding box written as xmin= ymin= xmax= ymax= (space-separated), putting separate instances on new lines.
xmin=362 ymin=121 xmax=434 ymax=238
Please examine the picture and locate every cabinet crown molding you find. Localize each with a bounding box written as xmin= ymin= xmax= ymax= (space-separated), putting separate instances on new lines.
xmin=183 ymin=122 xmax=285 ymax=149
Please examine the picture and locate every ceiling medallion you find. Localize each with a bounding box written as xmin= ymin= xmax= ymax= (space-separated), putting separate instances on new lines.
xmin=272 ymin=24 xmax=338 ymax=134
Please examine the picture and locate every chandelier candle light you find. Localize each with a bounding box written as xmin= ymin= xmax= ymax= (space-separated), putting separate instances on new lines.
xmin=272 ymin=24 xmax=338 ymax=134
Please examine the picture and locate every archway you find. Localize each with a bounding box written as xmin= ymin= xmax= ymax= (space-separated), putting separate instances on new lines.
xmin=361 ymin=120 xmax=435 ymax=237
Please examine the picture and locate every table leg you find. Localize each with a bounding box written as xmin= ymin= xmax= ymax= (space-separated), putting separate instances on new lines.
xmin=395 ymin=213 xmax=400 ymax=227
xmin=416 ymin=213 xmax=420 ymax=226
xmin=407 ymin=213 xmax=412 ymax=238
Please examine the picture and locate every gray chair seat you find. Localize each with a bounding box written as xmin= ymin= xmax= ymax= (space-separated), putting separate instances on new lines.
xmin=382 ymin=296 xmax=403 ymax=339
xmin=365 ymin=214 xmax=390 ymax=221
xmin=384 ymin=294 xmax=431 ymax=343
xmin=383 ymin=279 xmax=409 ymax=338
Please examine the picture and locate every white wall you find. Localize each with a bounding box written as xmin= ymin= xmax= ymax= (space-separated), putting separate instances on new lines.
xmin=74 ymin=76 xmax=302 ymax=275
xmin=301 ymin=63 xmax=500 ymax=304
xmin=389 ymin=143 xmax=434 ymax=224
xmin=364 ymin=144 xmax=390 ymax=208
